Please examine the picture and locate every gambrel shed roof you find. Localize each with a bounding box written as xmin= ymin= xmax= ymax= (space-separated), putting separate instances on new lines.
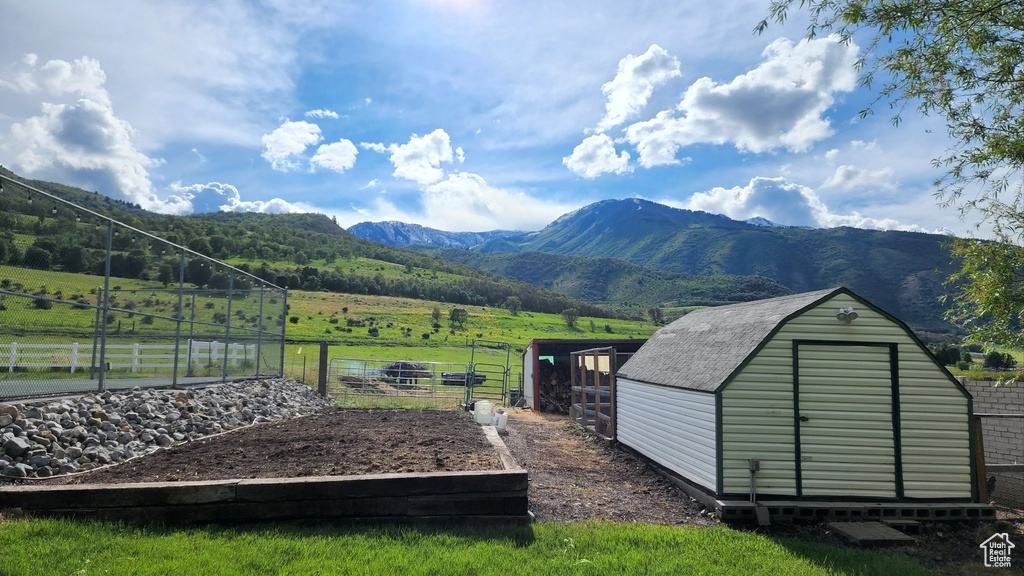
xmin=617 ymin=287 xmax=849 ymax=392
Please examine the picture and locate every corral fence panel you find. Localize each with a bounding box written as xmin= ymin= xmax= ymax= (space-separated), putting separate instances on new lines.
xmin=327 ymin=358 xmax=472 ymax=409
xmin=569 ymin=347 xmax=634 ymax=441
xmin=0 ymin=173 xmax=286 ymax=400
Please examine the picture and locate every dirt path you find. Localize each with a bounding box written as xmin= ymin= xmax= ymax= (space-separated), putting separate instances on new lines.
xmin=502 ymin=411 xmax=715 ymax=525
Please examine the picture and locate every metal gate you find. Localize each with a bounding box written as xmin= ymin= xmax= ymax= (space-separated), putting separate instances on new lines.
xmin=327 ymin=358 xmax=471 ymax=409
xmin=467 ymin=340 xmax=511 ymax=405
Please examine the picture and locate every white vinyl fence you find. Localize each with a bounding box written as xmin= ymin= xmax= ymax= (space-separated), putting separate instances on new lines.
xmin=1 ymin=340 xmax=256 ymax=374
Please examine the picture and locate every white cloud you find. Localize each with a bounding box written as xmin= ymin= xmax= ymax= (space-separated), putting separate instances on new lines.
xmin=361 ymin=129 xmax=454 ymax=185
xmin=685 ymin=176 xmax=924 ymax=231
xmin=624 ymin=36 xmax=859 ymax=167
xmin=821 ymin=164 xmax=896 ymax=191
xmin=305 ymin=108 xmax=339 ymax=119
xmin=168 ymin=182 xmax=311 ymax=214
xmin=2 ymin=55 xmax=112 ymax=108
xmin=2 ymin=56 xmax=166 ymax=209
xmin=361 ymin=179 xmax=381 ymax=189
xmin=596 ymin=44 xmax=681 ymax=133
xmin=456 ymin=146 xmax=465 ymax=163
xmin=310 ymin=139 xmax=358 ymax=173
xmin=563 ymin=133 xmax=632 ymax=178
xmin=190 ymin=148 xmax=206 ymax=162
xmin=260 ymin=120 xmax=322 ymax=171
xmin=420 ymin=172 xmax=573 ymax=231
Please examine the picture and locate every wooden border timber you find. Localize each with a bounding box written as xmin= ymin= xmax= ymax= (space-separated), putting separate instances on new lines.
xmin=0 ymin=469 xmax=529 ymax=526
xmin=0 ymin=425 xmax=528 ymax=526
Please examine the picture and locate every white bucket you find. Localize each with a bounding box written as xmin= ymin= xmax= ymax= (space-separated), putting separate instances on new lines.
xmin=474 ymin=400 xmax=493 ymax=425
xmin=494 ymin=411 xmax=509 ymax=434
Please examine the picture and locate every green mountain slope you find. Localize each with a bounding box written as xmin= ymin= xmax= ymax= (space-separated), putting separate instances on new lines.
xmin=477 ymin=198 xmax=958 ymax=334
xmin=412 ymin=248 xmax=791 ymax=308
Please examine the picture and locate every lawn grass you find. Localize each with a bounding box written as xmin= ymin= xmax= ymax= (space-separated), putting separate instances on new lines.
xmin=0 ymin=519 xmax=935 ymax=576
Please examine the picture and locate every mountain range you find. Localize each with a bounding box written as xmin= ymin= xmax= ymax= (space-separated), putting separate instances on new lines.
xmin=347 ymin=221 xmax=526 ymax=250
xmin=350 ymin=198 xmax=959 ymax=336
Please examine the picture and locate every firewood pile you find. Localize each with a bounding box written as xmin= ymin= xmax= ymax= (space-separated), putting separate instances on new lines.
xmin=537 ymin=360 xmax=571 ymax=413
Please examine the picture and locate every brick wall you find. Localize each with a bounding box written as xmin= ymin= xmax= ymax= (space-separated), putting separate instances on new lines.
xmin=963 ymin=379 xmax=1024 ymax=466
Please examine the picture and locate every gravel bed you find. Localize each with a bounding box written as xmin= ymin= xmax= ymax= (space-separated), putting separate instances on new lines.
xmin=0 ymin=378 xmax=328 ymax=480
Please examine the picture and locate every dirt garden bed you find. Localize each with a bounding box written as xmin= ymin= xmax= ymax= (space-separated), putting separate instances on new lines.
xmin=49 ymin=408 xmax=499 ymax=484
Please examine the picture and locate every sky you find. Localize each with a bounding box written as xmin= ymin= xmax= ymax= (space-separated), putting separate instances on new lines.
xmin=0 ymin=1 xmax=989 ymax=237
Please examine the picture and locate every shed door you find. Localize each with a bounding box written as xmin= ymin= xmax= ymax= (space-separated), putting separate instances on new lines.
xmin=796 ymin=343 xmax=897 ymax=498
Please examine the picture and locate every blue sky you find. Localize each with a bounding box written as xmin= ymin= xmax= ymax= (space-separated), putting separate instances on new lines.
xmin=0 ymin=1 xmax=983 ymax=236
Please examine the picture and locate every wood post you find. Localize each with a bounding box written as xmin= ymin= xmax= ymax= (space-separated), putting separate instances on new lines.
xmin=974 ymin=415 xmax=988 ymax=502
xmin=318 ymin=341 xmax=329 ymax=397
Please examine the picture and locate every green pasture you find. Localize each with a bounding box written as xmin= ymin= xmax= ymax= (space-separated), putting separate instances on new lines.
xmin=284 ymin=290 xmax=657 ymax=347
xmin=0 ymin=265 xmax=283 ymax=341
xmin=0 ymin=518 xmax=937 ymax=576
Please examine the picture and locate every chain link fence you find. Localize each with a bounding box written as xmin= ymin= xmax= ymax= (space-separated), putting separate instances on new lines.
xmin=0 ymin=174 xmax=286 ymax=400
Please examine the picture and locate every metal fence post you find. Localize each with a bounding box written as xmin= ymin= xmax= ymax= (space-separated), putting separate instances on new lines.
xmin=89 ymin=288 xmax=102 ymax=379
xmin=255 ymin=283 xmax=264 ymax=377
xmin=279 ymin=289 xmax=288 ymax=378
xmin=222 ymin=270 xmax=234 ymax=382
xmin=96 ymin=221 xmax=113 ymax=392
xmin=171 ymin=250 xmax=186 ymax=386
xmin=186 ymin=290 xmax=196 ymax=377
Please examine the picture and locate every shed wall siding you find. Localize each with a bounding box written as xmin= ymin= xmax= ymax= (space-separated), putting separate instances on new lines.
xmin=720 ymin=293 xmax=972 ymax=499
xmin=617 ymin=377 xmax=717 ymax=491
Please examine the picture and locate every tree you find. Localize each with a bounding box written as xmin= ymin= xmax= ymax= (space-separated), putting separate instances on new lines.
xmin=22 ymin=246 xmax=51 ymax=270
xmin=647 ymin=306 xmax=665 ymax=324
xmin=431 ymin=306 xmax=442 ymax=325
xmin=983 ymin=350 xmax=1015 ymax=370
xmin=758 ymin=1 xmax=1024 ymax=348
xmin=758 ymin=1 xmax=1024 ymax=218
xmin=448 ymin=307 xmax=468 ymax=330
xmin=56 ymin=245 xmax=89 ymax=273
xmin=561 ymin=308 xmax=580 ymax=329
xmin=945 ymin=238 xmax=1024 ymax=348
xmin=504 ymin=296 xmax=522 ymax=315
xmin=207 ymin=272 xmax=230 ymax=291
xmin=185 ymin=259 xmax=212 ymax=288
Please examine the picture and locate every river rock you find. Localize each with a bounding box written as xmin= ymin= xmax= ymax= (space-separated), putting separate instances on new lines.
xmin=3 ymin=463 xmax=29 ymax=477
xmin=3 ymin=436 xmax=32 ymax=457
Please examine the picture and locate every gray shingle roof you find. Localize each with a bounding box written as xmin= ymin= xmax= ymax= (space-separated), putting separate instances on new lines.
xmin=617 ymin=288 xmax=842 ymax=392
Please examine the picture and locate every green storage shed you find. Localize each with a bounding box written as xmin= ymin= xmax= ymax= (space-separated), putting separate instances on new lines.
xmin=615 ymin=287 xmax=976 ymax=502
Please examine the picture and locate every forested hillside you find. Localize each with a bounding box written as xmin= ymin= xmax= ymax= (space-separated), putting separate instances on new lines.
xmin=412 ymin=248 xmax=790 ymax=309
xmin=0 ymin=170 xmax=610 ymax=318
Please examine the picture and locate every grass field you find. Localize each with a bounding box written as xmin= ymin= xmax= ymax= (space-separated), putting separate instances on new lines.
xmin=0 ymin=518 xmax=935 ymax=576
